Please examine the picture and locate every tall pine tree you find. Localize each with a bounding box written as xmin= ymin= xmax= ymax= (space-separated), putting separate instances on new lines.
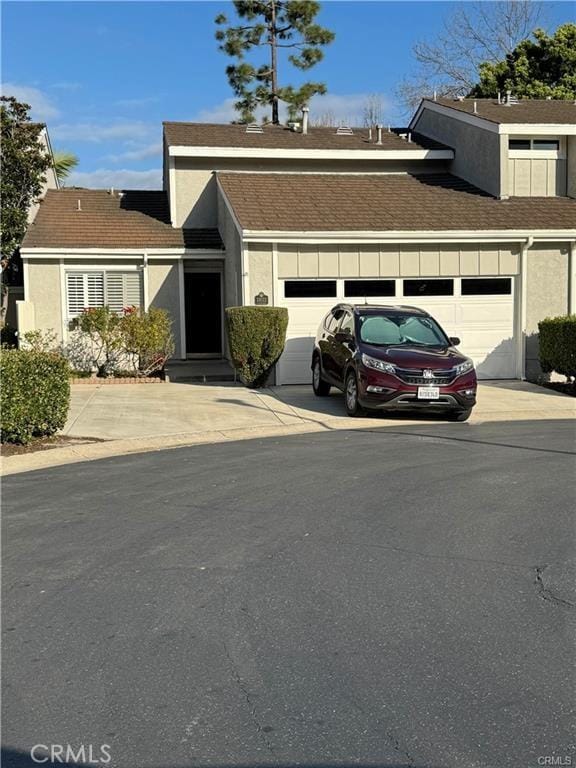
xmin=215 ymin=1 xmax=335 ymax=124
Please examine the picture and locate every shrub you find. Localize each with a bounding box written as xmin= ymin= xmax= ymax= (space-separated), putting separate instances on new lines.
xmin=1 ymin=349 xmax=70 ymax=444
xmin=72 ymin=306 xmax=124 ymax=376
xmin=120 ymin=306 xmax=174 ymax=376
xmin=538 ymin=315 xmax=576 ymax=383
xmin=20 ymin=329 xmax=59 ymax=353
xmin=225 ymin=306 xmax=288 ymax=387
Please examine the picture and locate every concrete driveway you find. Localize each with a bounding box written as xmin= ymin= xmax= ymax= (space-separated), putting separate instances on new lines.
xmin=63 ymin=379 xmax=575 ymax=441
xmin=3 ymin=379 xmax=573 ymax=477
xmin=3 ymin=419 xmax=575 ymax=767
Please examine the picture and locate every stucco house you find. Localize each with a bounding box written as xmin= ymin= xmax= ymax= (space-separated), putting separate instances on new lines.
xmin=19 ymin=98 xmax=576 ymax=383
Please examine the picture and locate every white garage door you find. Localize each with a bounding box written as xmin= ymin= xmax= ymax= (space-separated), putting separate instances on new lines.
xmin=277 ymin=277 xmax=516 ymax=384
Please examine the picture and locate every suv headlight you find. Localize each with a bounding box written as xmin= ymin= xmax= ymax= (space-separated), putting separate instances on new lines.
xmin=361 ymin=354 xmax=396 ymax=375
xmin=454 ymin=359 xmax=474 ymax=377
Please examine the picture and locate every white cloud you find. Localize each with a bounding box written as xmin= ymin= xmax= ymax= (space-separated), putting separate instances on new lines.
xmin=51 ymin=121 xmax=155 ymax=143
xmin=66 ymin=168 xmax=162 ymax=190
xmin=192 ymin=93 xmax=389 ymax=126
xmin=1 ymin=82 xmax=60 ymax=120
xmin=105 ymin=142 xmax=163 ymax=163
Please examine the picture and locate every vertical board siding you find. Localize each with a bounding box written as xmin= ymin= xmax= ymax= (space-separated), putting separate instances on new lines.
xmin=277 ymin=243 xmax=521 ymax=278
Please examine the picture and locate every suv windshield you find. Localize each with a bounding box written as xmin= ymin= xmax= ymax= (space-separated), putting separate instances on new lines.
xmin=358 ymin=313 xmax=449 ymax=347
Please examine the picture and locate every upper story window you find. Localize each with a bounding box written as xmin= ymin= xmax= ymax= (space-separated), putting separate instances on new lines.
xmin=508 ymin=137 xmax=563 ymax=156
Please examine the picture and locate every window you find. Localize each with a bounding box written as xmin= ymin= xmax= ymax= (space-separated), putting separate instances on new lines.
xmin=338 ymin=312 xmax=354 ymax=335
xmin=66 ymin=271 xmax=142 ymax=318
xmin=509 ymin=138 xmax=561 ymax=152
xmin=403 ymin=279 xmax=454 ymax=296
xmin=509 ymin=139 xmax=531 ymax=150
xmin=344 ymin=280 xmax=395 ymax=297
xmin=358 ymin=313 xmax=448 ymax=347
xmin=284 ymin=280 xmax=337 ymax=298
xmin=461 ymin=278 xmax=512 ymax=296
xmin=533 ymin=139 xmax=560 ymax=151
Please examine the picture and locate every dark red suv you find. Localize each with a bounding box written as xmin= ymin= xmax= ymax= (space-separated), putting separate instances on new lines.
xmin=311 ymin=304 xmax=477 ymax=421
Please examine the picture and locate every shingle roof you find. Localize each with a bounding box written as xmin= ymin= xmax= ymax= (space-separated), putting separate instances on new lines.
xmin=217 ymin=172 xmax=576 ymax=232
xmin=431 ymin=98 xmax=576 ymax=125
xmin=163 ymin=121 xmax=448 ymax=151
xmin=22 ymin=189 xmax=223 ymax=250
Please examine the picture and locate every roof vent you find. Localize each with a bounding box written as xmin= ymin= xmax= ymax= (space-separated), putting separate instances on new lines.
xmin=77 ymin=199 xmax=82 ymax=212
xmin=245 ymin=123 xmax=263 ymax=133
xmin=335 ymin=125 xmax=353 ymax=135
xmin=504 ymin=90 xmax=519 ymax=106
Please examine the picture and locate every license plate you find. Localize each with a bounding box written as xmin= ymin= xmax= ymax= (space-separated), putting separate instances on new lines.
xmin=418 ymin=386 xmax=440 ymax=400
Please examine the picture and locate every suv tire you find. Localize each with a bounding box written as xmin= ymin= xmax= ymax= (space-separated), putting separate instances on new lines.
xmin=312 ymin=356 xmax=331 ymax=396
xmin=345 ymin=370 xmax=364 ymax=417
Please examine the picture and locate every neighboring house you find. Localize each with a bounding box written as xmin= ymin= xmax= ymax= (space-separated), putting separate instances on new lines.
xmin=19 ymin=98 xmax=576 ymax=382
xmin=4 ymin=124 xmax=59 ymax=330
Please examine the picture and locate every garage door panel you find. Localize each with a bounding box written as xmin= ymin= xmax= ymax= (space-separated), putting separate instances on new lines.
xmin=277 ymin=277 xmax=517 ymax=383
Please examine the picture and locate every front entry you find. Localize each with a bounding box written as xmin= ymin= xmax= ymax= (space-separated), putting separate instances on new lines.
xmin=185 ymin=272 xmax=222 ymax=356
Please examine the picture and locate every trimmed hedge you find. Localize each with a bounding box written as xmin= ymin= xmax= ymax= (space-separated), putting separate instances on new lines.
xmin=538 ymin=315 xmax=576 ymax=381
xmin=1 ymin=349 xmax=71 ymax=444
xmin=225 ymin=306 xmax=288 ymax=388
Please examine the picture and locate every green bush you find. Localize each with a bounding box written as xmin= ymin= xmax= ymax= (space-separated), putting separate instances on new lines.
xmin=73 ymin=306 xmax=124 ymax=376
xmin=225 ymin=306 xmax=288 ymax=387
xmin=538 ymin=315 xmax=576 ymax=382
xmin=121 ymin=306 xmax=174 ymax=376
xmin=1 ymin=349 xmax=70 ymax=444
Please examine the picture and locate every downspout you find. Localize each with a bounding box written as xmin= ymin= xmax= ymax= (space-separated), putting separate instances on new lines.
xmin=569 ymin=241 xmax=576 ymax=315
xmin=240 ymin=240 xmax=250 ymax=305
xmin=517 ymin=236 xmax=532 ymax=380
xmin=142 ymin=252 xmax=149 ymax=310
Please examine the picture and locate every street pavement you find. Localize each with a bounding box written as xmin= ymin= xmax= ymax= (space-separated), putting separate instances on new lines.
xmin=2 ymin=418 xmax=575 ymax=768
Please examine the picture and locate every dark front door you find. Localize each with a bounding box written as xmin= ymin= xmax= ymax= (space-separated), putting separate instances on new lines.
xmin=185 ymin=272 xmax=222 ymax=355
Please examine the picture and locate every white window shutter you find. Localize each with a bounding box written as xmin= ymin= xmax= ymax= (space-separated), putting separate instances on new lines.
xmin=124 ymin=273 xmax=142 ymax=308
xmin=86 ymin=273 xmax=104 ymax=308
xmin=66 ymin=273 xmax=86 ymax=318
xmin=105 ymin=273 xmax=125 ymax=313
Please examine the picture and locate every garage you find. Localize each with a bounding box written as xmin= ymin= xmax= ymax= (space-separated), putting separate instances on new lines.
xmin=277 ymin=275 xmax=517 ymax=384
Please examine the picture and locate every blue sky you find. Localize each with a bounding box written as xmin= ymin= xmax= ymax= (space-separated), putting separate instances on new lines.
xmin=2 ymin=1 xmax=574 ymax=189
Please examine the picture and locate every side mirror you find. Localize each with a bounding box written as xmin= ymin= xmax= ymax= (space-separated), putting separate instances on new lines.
xmin=335 ymin=331 xmax=353 ymax=343
xmin=449 ymin=336 xmax=461 ymax=346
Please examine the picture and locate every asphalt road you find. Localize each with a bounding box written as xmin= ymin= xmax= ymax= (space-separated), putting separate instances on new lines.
xmin=2 ymin=419 xmax=575 ymax=768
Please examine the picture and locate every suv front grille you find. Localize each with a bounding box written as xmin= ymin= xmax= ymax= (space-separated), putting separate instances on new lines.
xmin=396 ymin=368 xmax=455 ymax=386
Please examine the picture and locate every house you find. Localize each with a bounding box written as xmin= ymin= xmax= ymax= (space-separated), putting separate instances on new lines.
xmin=19 ymin=98 xmax=576 ymax=383
xmin=4 ymin=124 xmax=59 ymax=330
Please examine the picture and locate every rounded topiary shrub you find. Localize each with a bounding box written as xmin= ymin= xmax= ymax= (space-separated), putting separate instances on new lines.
xmin=1 ymin=349 xmax=71 ymax=444
xmin=538 ymin=315 xmax=576 ymax=383
xmin=225 ymin=306 xmax=288 ymax=388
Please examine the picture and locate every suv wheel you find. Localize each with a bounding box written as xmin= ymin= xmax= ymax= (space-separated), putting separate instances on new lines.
xmin=447 ymin=409 xmax=472 ymax=422
xmin=312 ymin=356 xmax=331 ymax=396
xmin=345 ymin=370 xmax=364 ymax=417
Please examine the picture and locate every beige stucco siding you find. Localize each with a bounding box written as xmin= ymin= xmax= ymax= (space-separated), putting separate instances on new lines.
xmin=174 ymin=157 xmax=449 ymax=228
xmin=248 ymin=243 xmax=274 ymax=304
xmin=525 ymin=243 xmax=570 ymax=379
xmin=277 ymin=243 xmax=520 ymax=278
xmin=413 ymin=109 xmax=502 ymax=197
xmin=217 ymin=191 xmax=242 ymax=310
xmin=148 ymin=261 xmax=182 ymax=356
xmin=25 ymin=259 xmax=63 ymax=339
